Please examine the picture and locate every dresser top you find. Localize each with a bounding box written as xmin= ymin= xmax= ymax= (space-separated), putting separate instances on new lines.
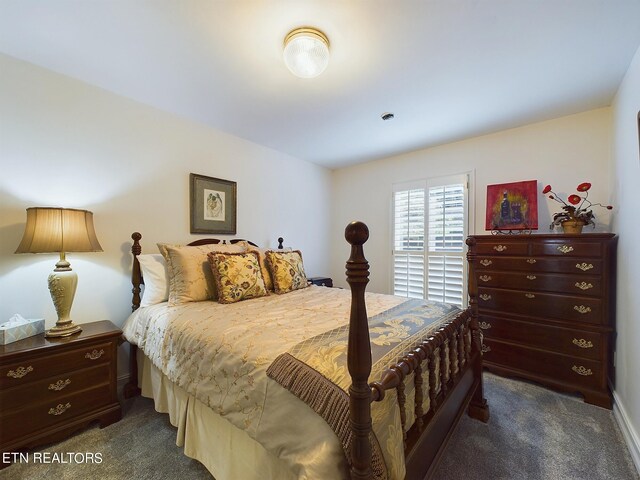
xmin=0 ymin=320 xmax=121 ymax=358
xmin=469 ymin=233 xmax=617 ymax=240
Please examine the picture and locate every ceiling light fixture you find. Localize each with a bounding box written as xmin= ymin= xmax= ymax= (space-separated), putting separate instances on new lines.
xmin=283 ymin=27 xmax=330 ymax=79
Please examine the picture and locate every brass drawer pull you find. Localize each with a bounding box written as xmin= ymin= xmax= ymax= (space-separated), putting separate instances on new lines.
xmin=479 ymin=294 xmax=492 ymax=301
xmin=571 ymin=366 xmax=593 ymax=376
xmin=481 ymin=344 xmax=491 ymax=354
xmin=48 ymin=379 xmax=71 ymax=391
xmin=48 ymin=403 xmax=71 ymax=416
xmin=479 ymin=259 xmax=492 ymax=267
xmin=7 ymin=366 xmax=33 ymax=379
xmin=557 ymin=245 xmax=574 ymax=254
xmin=526 ymin=275 xmax=537 ymax=280
xmin=85 ymin=349 xmax=104 ymax=360
xmin=479 ymin=275 xmax=492 ymax=282
xmin=525 ymin=293 xmax=535 ymax=298
xmin=526 ymin=258 xmax=537 ymax=264
xmin=479 ymin=321 xmax=492 ymax=330
xmin=575 ymin=282 xmax=593 ymax=290
xmin=574 ymin=305 xmax=592 ymax=314
xmin=493 ymin=245 xmax=507 ymax=252
xmin=572 ymin=339 xmax=594 ymax=349
xmin=576 ymin=263 xmax=594 ymax=271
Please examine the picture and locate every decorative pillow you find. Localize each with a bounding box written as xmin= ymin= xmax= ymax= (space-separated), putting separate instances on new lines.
xmin=162 ymin=243 xmax=246 ymax=305
xmin=265 ymin=250 xmax=308 ymax=294
xmin=137 ymin=254 xmax=169 ymax=307
xmin=208 ymin=251 xmax=268 ymax=304
xmin=235 ymin=241 xmax=274 ymax=291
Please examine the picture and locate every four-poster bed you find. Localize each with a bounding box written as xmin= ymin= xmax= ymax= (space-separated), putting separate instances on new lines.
xmin=122 ymin=221 xmax=489 ymax=479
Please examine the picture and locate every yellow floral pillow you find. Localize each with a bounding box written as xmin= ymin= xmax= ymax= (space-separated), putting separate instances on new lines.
xmin=208 ymin=251 xmax=268 ymax=304
xmin=162 ymin=243 xmax=245 ymax=305
xmin=265 ymin=250 xmax=308 ymax=294
xmin=235 ymin=241 xmax=274 ymax=292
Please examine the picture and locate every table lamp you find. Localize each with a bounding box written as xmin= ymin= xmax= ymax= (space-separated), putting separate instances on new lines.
xmin=15 ymin=207 xmax=103 ymax=338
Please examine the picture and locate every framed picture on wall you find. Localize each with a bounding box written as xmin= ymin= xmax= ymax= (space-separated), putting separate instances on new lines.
xmin=485 ymin=180 xmax=538 ymax=230
xmin=190 ymin=173 xmax=237 ymax=234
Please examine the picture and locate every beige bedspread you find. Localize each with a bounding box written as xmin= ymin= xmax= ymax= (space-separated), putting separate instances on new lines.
xmin=123 ymin=285 xmax=459 ymax=479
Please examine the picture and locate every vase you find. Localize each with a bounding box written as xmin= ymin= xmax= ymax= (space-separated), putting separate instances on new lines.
xmin=561 ymin=219 xmax=585 ymax=234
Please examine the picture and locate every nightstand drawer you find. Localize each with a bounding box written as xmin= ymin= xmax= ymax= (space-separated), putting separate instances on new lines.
xmin=0 ymin=364 xmax=111 ymax=412
xmin=478 ymin=315 xmax=603 ymax=360
xmin=0 ymin=383 xmax=111 ymax=443
xmin=1 ymin=341 xmax=113 ymax=389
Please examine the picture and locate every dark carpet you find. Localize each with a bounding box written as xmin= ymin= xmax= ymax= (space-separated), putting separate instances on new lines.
xmin=2 ymin=373 xmax=637 ymax=479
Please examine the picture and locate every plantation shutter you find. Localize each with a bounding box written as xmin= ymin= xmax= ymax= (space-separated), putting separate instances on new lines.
xmin=393 ymin=175 xmax=468 ymax=307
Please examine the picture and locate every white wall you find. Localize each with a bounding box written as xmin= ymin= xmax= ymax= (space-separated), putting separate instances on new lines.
xmin=0 ymin=54 xmax=332 ymax=375
xmin=611 ymin=44 xmax=640 ymax=469
xmin=330 ymin=108 xmax=613 ymax=293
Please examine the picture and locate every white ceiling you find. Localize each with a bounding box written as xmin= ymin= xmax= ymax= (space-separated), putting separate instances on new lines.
xmin=1 ymin=1 xmax=639 ymax=169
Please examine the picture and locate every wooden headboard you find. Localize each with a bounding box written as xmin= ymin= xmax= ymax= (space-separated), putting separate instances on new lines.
xmin=130 ymin=232 xmax=284 ymax=312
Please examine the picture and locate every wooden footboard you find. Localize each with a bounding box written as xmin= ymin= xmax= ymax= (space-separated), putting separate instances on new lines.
xmin=344 ymin=221 xmax=489 ymax=480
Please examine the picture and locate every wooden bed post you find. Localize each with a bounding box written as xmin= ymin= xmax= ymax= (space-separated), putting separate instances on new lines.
xmin=345 ymin=221 xmax=373 ymax=480
xmin=123 ymin=232 xmax=143 ymax=399
xmin=465 ymin=237 xmax=489 ymax=422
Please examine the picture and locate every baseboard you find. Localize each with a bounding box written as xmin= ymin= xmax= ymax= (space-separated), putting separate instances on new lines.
xmin=613 ymin=390 xmax=640 ymax=474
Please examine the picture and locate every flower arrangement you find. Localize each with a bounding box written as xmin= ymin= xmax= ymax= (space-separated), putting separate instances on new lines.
xmin=543 ymin=182 xmax=612 ymax=232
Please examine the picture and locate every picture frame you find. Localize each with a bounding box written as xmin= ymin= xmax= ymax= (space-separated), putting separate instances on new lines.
xmin=190 ymin=173 xmax=237 ymax=234
xmin=485 ymin=180 xmax=538 ymax=231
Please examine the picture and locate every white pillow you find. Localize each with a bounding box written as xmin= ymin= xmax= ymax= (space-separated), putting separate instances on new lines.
xmin=138 ymin=254 xmax=169 ymax=307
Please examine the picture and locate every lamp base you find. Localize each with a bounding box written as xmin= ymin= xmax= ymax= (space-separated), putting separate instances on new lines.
xmin=45 ymin=322 xmax=82 ymax=338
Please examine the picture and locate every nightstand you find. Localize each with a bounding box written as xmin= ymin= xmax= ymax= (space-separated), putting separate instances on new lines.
xmin=308 ymin=277 xmax=333 ymax=287
xmin=0 ymin=320 xmax=122 ymax=458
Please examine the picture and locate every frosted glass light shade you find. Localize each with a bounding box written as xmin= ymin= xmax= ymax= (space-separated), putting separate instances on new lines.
xmin=283 ymin=28 xmax=330 ymax=78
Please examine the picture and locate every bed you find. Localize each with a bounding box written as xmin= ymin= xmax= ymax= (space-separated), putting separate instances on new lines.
xmin=122 ymin=221 xmax=489 ymax=479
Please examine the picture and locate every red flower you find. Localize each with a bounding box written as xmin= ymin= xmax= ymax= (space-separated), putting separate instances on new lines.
xmin=577 ymin=182 xmax=591 ymax=192
xmin=568 ymin=195 xmax=581 ymax=205
xmin=542 ymin=185 xmax=552 ymax=194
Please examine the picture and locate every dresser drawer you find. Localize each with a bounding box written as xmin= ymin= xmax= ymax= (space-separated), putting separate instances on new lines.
xmin=481 ymin=338 xmax=604 ymax=389
xmin=1 ymin=341 xmax=113 ymax=389
xmin=477 ymin=288 xmax=603 ymax=325
xmin=475 ymin=241 xmax=529 ymax=256
xmin=476 ymin=271 xmax=602 ymax=296
xmin=532 ymin=241 xmax=602 ymax=258
xmin=0 ymin=364 xmax=111 ymax=412
xmin=0 ymin=383 xmax=111 ymax=443
xmin=475 ymin=257 xmax=603 ymax=275
xmin=478 ymin=315 xmax=603 ymax=360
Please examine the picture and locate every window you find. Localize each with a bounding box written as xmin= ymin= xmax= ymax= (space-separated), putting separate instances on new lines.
xmin=392 ymin=175 xmax=469 ymax=307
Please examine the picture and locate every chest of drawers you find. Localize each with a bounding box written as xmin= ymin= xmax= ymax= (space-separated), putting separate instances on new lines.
xmin=0 ymin=321 xmax=122 ymax=457
xmin=466 ymin=234 xmax=617 ymax=408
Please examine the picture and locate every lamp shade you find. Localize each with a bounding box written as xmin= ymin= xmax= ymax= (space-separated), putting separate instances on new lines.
xmin=15 ymin=207 xmax=103 ymax=254
xmin=283 ymin=27 xmax=330 ymax=78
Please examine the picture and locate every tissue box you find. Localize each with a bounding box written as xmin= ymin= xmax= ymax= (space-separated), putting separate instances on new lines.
xmin=0 ymin=318 xmax=45 ymax=345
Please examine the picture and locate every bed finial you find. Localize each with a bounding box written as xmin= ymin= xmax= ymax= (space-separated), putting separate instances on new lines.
xmin=344 ymin=220 xmax=373 ymax=480
xmin=278 ymin=237 xmax=284 ymax=250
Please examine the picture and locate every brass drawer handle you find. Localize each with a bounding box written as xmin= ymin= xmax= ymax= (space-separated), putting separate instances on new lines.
xmin=574 ymin=305 xmax=592 ymax=314
xmin=481 ymin=344 xmax=491 ymax=354
xmin=526 ymin=275 xmax=537 ymax=280
xmin=85 ymin=349 xmax=105 ymax=360
xmin=48 ymin=379 xmax=71 ymax=391
xmin=526 ymin=258 xmax=537 ymax=264
xmin=48 ymin=403 xmax=71 ymax=416
xmin=493 ymin=245 xmax=507 ymax=252
xmin=479 ymin=294 xmax=491 ymax=301
xmin=479 ymin=321 xmax=492 ymax=330
xmin=525 ymin=293 xmax=535 ymax=298
xmin=7 ymin=366 xmax=33 ymax=379
xmin=479 ymin=275 xmax=492 ymax=282
xmin=479 ymin=259 xmax=492 ymax=267
xmin=572 ymin=366 xmax=593 ymax=376
xmin=557 ymin=245 xmax=574 ymax=254
xmin=576 ymin=263 xmax=594 ymax=271
xmin=575 ymin=282 xmax=593 ymax=290
xmin=572 ymin=339 xmax=594 ymax=349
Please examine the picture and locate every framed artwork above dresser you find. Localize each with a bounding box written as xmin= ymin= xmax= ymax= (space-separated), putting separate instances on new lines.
xmin=466 ymin=233 xmax=617 ymax=408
